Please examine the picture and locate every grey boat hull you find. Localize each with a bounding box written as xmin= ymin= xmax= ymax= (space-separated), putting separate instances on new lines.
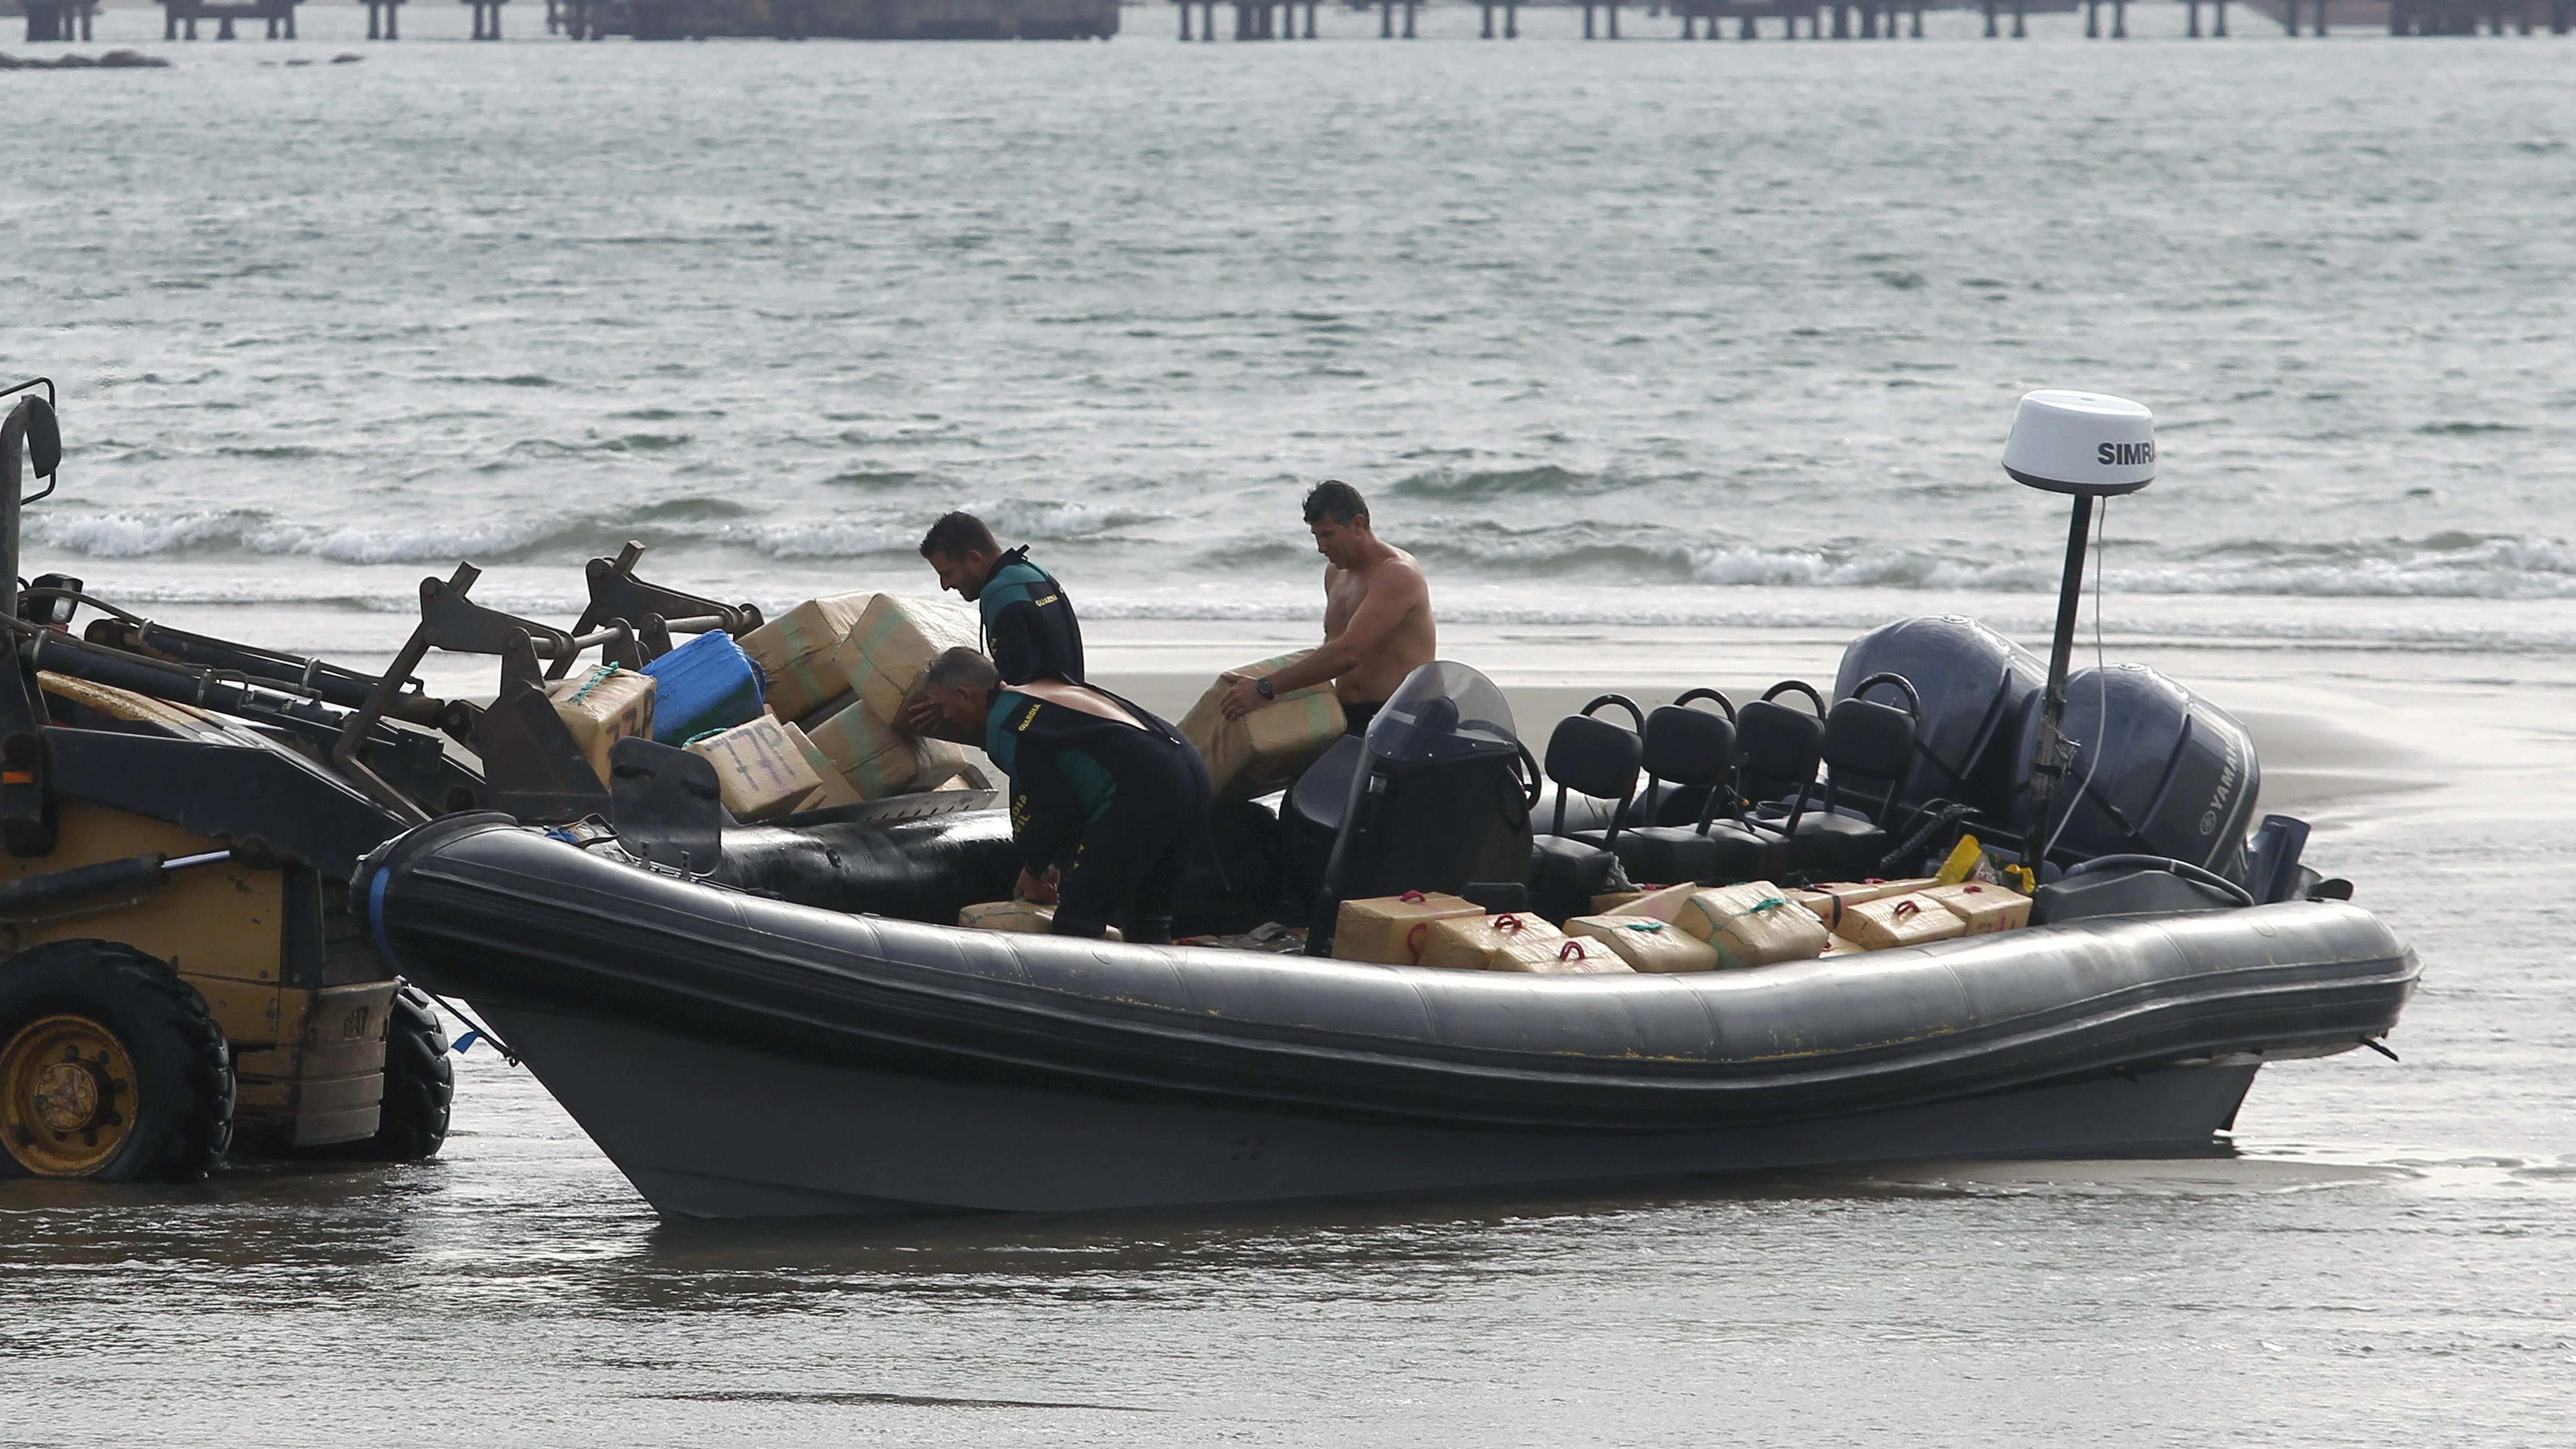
xmin=483 ymin=1002 xmax=2265 ymax=1219
xmin=361 ymin=816 xmax=2416 ymax=1219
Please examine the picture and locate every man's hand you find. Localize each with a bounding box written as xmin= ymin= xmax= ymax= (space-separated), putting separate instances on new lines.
xmin=1015 ymin=867 xmax=1060 ymax=905
xmin=906 ymin=695 xmax=946 ymax=734
xmin=1218 ymin=671 xmax=1267 ymax=721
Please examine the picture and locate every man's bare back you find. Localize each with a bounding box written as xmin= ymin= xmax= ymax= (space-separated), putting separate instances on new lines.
xmin=1218 ymin=481 xmax=1437 ymax=724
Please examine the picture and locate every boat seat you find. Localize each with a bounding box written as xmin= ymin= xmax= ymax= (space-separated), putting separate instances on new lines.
xmin=1591 ymin=688 xmax=1731 ymax=834
xmin=1785 ymin=674 xmax=1921 ymax=878
xmin=1716 ymin=686 xmax=1826 ymax=878
xmin=1527 ymin=699 xmax=1642 ymax=920
xmin=1611 ymin=699 xmax=1746 ymax=887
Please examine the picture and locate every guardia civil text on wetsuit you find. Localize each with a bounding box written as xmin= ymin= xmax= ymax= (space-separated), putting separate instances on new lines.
xmin=979 ymin=546 xmax=1086 ymax=686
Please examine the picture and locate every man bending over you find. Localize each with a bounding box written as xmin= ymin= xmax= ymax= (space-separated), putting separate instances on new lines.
xmin=924 ymin=647 xmax=1212 ymax=944
xmin=1218 ymin=480 xmax=1435 ymax=740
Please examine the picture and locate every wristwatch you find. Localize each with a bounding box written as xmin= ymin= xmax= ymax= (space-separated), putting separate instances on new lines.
xmin=1255 ymin=677 xmax=1275 ymax=701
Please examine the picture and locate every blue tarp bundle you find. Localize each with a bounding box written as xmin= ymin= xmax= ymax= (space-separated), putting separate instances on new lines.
xmin=640 ymin=629 xmax=766 ymax=745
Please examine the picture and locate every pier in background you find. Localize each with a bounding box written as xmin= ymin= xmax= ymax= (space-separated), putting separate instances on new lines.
xmin=10 ymin=0 xmax=2569 ymax=43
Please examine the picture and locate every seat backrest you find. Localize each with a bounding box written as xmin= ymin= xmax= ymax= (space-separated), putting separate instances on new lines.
xmin=1734 ymin=700 xmax=1823 ymax=809
xmin=1641 ymin=705 xmax=1733 ymax=791
xmin=1821 ymin=697 xmax=1916 ymax=788
xmin=1542 ymin=714 xmax=1642 ymax=837
xmin=1818 ymin=698 xmax=1918 ymax=825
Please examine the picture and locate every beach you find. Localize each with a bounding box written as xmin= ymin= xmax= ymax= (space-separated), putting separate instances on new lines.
xmin=2 ymin=12 xmax=2573 ymax=1444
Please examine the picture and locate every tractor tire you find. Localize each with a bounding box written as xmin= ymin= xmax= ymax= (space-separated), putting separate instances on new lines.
xmin=316 ymin=982 xmax=451 ymax=1162
xmin=0 ymin=940 xmax=234 ymax=1182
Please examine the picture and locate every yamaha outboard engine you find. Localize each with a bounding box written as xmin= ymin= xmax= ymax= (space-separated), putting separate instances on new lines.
xmin=2010 ymin=662 xmax=2259 ymax=881
xmin=1834 ymin=615 xmax=2043 ymax=821
xmin=1294 ymin=661 xmax=1533 ymax=955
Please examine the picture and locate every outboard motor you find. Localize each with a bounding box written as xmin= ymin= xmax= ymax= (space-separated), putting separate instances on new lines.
xmin=1294 ymin=661 xmax=1534 ymax=956
xmin=1833 ymin=615 xmax=2043 ymax=820
xmin=2010 ymin=662 xmax=2259 ymax=881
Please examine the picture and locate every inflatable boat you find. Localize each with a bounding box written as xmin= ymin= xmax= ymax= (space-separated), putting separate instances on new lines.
xmin=358 ymin=628 xmax=2420 ymax=1220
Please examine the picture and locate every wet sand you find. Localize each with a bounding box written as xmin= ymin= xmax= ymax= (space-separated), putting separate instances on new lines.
xmin=6 ymin=604 xmax=2573 ymax=1446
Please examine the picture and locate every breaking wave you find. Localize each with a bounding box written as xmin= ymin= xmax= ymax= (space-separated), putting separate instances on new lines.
xmin=1295 ymin=526 xmax=2576 ymax=601
xmin=24 ymin=510 xmax=633 ymax=566
xmin=1391 ymin=465 xmax=1642 ymax=500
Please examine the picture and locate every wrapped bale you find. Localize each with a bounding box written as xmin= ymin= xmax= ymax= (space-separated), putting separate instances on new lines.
xmin=640 ymin=629 xmax=765 ymax=745
xmin=1923 ymin=881 xmax=2030 ymax=935
xmin=847 ymin=593 xmax=982 ymax=725
xmin=1676 ymin=882 xmax=1832 ymax=970
xmin=1565 ymin=914 xmax=1722 ymax=974
xmin=1415 ymin=912 xmax=1565 ymax=971
xmin=1843 ymin=892 xmax=1971 ymax=951
xmin=1606 ymin=881 xmax=1704 ymax=925
xmin=959 ymin=900 xmax=1120 ymax=941
xmin=1486 ymin=934 xmax=1633 ymax=975
xmin=1178 ymin=650 xmax=1346 ymax=802
xmin=1332 ymin=891 xmax=1484 ymax=966
xmin=1787 ymin=878 xmax=1940 ymax=937
xmin=686 ymin=715 xmax=825 ymax=822
xmin=738 ymin=592 xmax=875 ymax=724
xmin=807 ymin=699 xmax=975 ymax=801
xmin=783 ymin=721 xmax=865 ymax=811
xmin=547 ymin=664 xmax=655 ymax=789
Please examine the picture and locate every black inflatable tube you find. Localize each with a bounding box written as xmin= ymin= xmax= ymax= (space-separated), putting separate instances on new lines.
xmin=361 ymin=816 xmax=2417 ymax=1134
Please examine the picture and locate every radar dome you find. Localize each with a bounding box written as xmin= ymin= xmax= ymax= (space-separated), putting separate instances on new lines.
xmin=2001 ymin=390 xmax=2155 ymax=497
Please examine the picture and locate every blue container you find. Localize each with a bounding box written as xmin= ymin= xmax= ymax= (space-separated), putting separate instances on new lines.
xmin=640 ymin=629 xmax=766 ymax=745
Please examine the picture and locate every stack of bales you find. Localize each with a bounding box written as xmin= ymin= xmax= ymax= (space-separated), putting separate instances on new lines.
xmin=728 ymin=592 xmax=986 ymax=814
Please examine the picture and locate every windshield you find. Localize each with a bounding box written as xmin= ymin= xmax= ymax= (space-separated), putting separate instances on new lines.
xmin=1365 ymin=661 xmax=1521 ymax=766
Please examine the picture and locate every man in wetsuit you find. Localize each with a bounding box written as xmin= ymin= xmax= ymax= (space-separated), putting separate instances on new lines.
xmin=911 ymin=511 xmax=1086 ymax=737
xmin=916 ymin=511 xmax=1085 ymax=685
xmin=924 ymin=647 xmax=1211 ymax=944
xmin=1217 ymin=480 xmax=1436 ymax=741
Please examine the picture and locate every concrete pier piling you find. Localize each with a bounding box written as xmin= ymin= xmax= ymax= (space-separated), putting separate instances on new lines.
xmin=598 ymin=0 xmax=1117 ymax=37
xmin=2385 ymin=0 xmax=2570 ymax=30
xmin=20 ymin=1 xmax=99 ymax=41
xmin=1172 ymin=0 xmax=1314 ymax=35
xmin=546 ymin=0 xmax=601 ymax=35
xmin=161 ymin=0 xmax=301 ymax=38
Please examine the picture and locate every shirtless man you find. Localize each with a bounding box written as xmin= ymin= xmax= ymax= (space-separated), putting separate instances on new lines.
xmin=1218 ymin=480 xmax=1435 ymax=739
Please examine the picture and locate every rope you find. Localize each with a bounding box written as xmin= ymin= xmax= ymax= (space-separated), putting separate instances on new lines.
xmin=564 ymin=661 xmax=622 ymax=704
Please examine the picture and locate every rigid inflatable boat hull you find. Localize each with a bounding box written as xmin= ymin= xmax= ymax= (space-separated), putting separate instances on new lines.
xmin=362 ymin=817 xmax=2414 ymax=1219
xmin=484 ymin=999 xmax=2260 ymax=1217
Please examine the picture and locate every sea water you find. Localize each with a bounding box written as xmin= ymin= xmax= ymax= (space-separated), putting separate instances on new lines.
xmin=1 ymin=10 xmax=2572 ymax=1444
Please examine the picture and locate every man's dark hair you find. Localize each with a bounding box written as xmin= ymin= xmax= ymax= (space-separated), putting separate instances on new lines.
xmin=925 ymin=646 xmax=1000 ymax=693
xmin=920 ymin=511 xmax=1000 ymax=560
xmin=1302 ymin=480 xmax=1368 ymax=528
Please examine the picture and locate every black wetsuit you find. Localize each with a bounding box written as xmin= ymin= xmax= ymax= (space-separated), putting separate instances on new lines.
xmin=978 ymin=546 xmax=1085 ymax=686
xmin=985 ymin=686 xmax=1212 ymax=944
